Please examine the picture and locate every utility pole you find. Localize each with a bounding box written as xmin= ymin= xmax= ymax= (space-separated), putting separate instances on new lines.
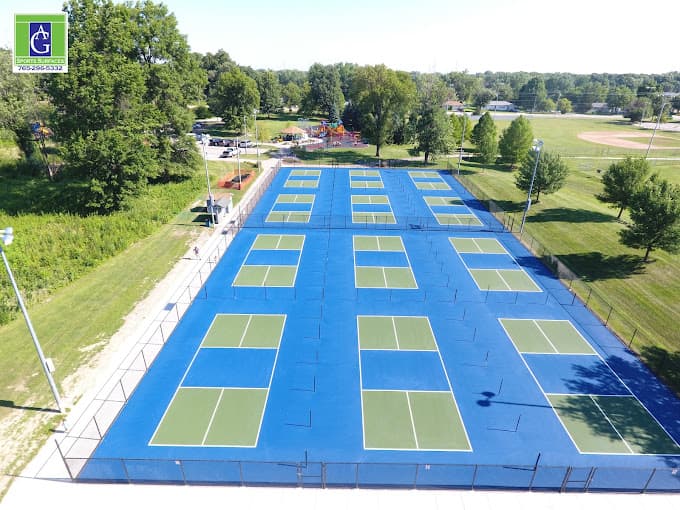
xmin=519 ymin=140 xmax=544 ymax=234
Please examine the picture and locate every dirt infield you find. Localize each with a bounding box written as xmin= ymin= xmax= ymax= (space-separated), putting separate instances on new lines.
xmin=578 ymin=131 xmax=680 ymax=150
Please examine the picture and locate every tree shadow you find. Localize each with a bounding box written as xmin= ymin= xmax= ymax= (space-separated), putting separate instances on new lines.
xmin=553 ymin=354 xmax=680 ymax=465
xmin=553 ymin=252 xmax=645 ymax=281
xmin=528 ymin=208 xmax=615 ymax=224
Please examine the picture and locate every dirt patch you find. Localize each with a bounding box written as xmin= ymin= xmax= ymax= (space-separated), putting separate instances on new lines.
xmin=577 ymin=131 xmax=680 ymax=150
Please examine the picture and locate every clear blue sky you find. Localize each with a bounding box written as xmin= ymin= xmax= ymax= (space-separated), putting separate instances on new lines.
xmin=2 ymin=0 xmax=678 ymax=74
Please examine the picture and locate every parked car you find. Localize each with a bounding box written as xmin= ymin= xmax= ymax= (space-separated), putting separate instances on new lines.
xmin=209 ymin=138 xmax=225 ymax=146
xmin=238 ymin=140 xmax=254 ymax=148
xmin=224 ymin=139 xmax=237 ymax=147
xmin=231 ymin=172 xmax=251 ymax=183
xmin=220 ymin=149 xmax=235 ymax=158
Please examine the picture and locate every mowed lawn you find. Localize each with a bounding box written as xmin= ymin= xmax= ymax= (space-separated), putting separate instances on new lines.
xmin=456 ymin=117 xmax=680 ymax=394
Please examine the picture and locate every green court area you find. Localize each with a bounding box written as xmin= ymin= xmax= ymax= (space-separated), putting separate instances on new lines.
xmin=414 ymin=181 xmax=451 ymax=190
xmin=203 ymin=314 xmax=285 ymax=348
xmin=409 ymin=171 xmax=441 ymax=178
xmin=351 ymin=195 xmax=390 ymax=204
xmin=357 ymin=315 xmax=436 ymax=350
xmin=548 ymin=394 xmax=680 ymax=455
xmin=469 ymin=268 xmax=541 ymax=292
xmin=233 ymin=265 xmax=297 ymax=287
xmin=350 ymin=169 xmax=380 ymax=177
xmin=362 ymin=390 xmax=471 ymax=450
xmin=500 ymin=319 xmax=596 ymax=354
xmin=355 ymin=267 xmax=417 ymax=289
xmin=252 ymin=234 xmax=304 ymax=250
xmin=352 ymin=212 xmax=396 ymax=224
xmin=266 ymin=211 xmax=311 ymax=222
xmin=450 ymin=237 xmax=508 ymax=254
xmin=151 ymin=387 xmax=267 ymax=447
xmin=424 ymin=196 xmax=465 ymax=206
xmin=290 ymin=170 xmax=321 ymax=176
xmin=350 ymin=180 xmax=384 ymax=189
xmin=353 ymin=235 xmax=405 ymax=251
xmin=284 ymin=179 xmax=318 ymax=188
xmin=435 ymin=213 xmax=482 ymax=225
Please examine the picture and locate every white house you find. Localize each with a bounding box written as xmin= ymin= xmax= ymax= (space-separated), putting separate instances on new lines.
xmin=485 ymin=100 xmax=518 ymax=112
xmin=443 ymin=100 xmax=465 ymax=113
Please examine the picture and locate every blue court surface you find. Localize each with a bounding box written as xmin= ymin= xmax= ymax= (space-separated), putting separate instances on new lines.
xmin=82 ymin=167 xmax=680 ymax=491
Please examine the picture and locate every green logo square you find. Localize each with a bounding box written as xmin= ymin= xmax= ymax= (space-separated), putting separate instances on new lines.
xmin=14 ymin=14 xmax=68 ymax=73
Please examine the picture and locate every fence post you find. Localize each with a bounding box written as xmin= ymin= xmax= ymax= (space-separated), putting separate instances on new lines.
xmin=54 ymin=439 xmax=75 ymax=480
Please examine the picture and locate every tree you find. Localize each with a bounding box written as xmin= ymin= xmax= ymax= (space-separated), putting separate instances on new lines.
xmin=413 ymin=75 xmax=453 ymax=163
xmin=606 ymin=86 xmax=634 ymax=112
xmin=471 ymin=112 xmax=498 ymax=164
xmin=307 ymin=63 xmax=344 ymax=119
xmin=517 ymin=77 xmax=547 ymax=111
xmin=620 ymin=176 xmax=680 ymax=261
xmin=256 ymin=70 xmax=281 ymax=117
xmin=515 ymin=149 xmax=569 ymax=202
xmin=350 ymin=65 xmax=416 ymax=158
xmin=472 ymin=89 xmax=495 ymax=114
xmin=625 ymin=98 xmax=650 ymax=123
xmin=597 ymin=157 xmax=650 ymax=219
xmin=49 ymin=0 xmax=206 ymax=211
xmin=499 ymin=115 xmax=533 ymax=167
xmin=210 ymin=67 xmax=260 ymax=130
xmin=557 ymin=97 xmax=573 ymax=114
xmin=281 ymin=81 xmax=301 ymax=111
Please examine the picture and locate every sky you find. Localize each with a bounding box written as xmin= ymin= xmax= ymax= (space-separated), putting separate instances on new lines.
xmin=2 ymin=0 xmax=679 ymax=75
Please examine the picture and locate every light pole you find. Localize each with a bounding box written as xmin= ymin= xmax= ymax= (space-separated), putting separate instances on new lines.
xmin=519 ymin=140 xmax=544 ymax=234
xmin=457 ymin=114 xmax=467 ymax=175
xmin=254 ymin=109 xmax=260 ymax=170
xmin=200 ymin=134 xmax=216 ymax=226
xmin=645 ymin=95 xmax=668 ymax=159
xmin=1 ymin=228 xmax=64 ymax=413
xmin=236 ymin=135 xmax=242 ymax=190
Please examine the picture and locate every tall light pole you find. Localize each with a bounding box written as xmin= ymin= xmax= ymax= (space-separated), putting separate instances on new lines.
xmin=1 ymin=228 xmax=64 ymax=413
xmin=253 ymin=109 xmax=260 ymax=170
xmin=519 ymin=140 xmax=544 ymax=234
xmin=457 ymin=114 xmax=467 ymax=175
xmin=200 ymin=134 xmax=216 ymax=226
xmin=236 ymin=135 xmax=242 ymax=190
xmin=645 ymin=95 xmax=668 ymax=159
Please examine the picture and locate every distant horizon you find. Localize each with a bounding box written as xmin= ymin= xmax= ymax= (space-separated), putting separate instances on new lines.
xmin=2 ymin=0 xmax=679 ymax=75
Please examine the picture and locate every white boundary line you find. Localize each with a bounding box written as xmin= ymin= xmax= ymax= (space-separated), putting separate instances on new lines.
xmin=201 ymin=388 xmax=225 ymax=445
xmin=406 ymin=392 xmax=419 ymax=449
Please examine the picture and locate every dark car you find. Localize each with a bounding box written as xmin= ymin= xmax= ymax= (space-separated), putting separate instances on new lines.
xmin=231 ymin=172 xmax=251 ymax=183
xmin=209 ymin=138 xmax=225 ymax=146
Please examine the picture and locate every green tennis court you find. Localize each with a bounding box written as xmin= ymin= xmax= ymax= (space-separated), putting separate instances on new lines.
xmin=353 ymin=235 xmax=405 ymax=251
xmin=203 ymin=314 xmax=285 ymax=348
xmin=266 ymin=211 xmax=311 ymax=222
xmin=435 ymin=213 xmax=483 ymax=226
xmin=362 ymin=391 xmax=470 ymax=450
xmin=233 ymin=234 xmax=303 ymax=287
xmin=450 ymin=237 xmax=508 ymax=254
xmin=252 ymin=234 xmax=304 ymax=250
xmin=414 ymin=181 xmax=451 ymax=190
xmin=351 ymin=195 xmax=390 ymax=204
xmin=290 ymin=170 xmax=321 ymax=176
xmin=424 ymin=196 xmax=465 ymax=206
xmin=548 ymin=394 xmax=680 ymax=455
xmin=469 ymin=268 xmax=541 ymax=292
xmin=267 ymin=194 xmax=314 ymax=222
xmin=409 ymin=171 xmax=441 ymax=178
xmin=350 ymin=170 xmax=380 ymax=177
xmin=275 ymin=194 xmax=315 ymax=203
xmin=500 ymin=319 xmax=596 ymax=354
xmin=284 ymin=179 xmax=318 ymax=188
xmin=353 ymin=235 xmax=417 ymax=289
xmin=350 ymin=180 xmax=384 ymax=189
xmin=357 ymin=315 xmax=436 ymax=350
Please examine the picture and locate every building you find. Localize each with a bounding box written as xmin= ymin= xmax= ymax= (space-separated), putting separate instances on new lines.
xmin=485 ymin=100 xmax=517 ymax=112
xmin=443 ymin=100 xmax=465 ymax=113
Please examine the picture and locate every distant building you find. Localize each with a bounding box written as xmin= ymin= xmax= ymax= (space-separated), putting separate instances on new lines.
xmin=590 ymin=102 xmax=615 ymax=114
xmin=443 ymin=100 xmax=465 ymax=113
xmin=485 ymin=100 xmax=517 ymax=112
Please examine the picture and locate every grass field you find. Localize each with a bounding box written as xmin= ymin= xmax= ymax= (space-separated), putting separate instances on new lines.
xmin=0 ymin=153 xmax=259 ymax=499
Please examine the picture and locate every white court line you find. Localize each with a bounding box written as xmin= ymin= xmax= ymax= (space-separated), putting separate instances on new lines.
xmin=533 ymin=320 xmax=561 ymax=354
xmin=391 ymin=317 xmax=400 ymax=350
xmin=261 ymin=265 xmax=272 ymax=286
xmin=238 ymin=315 xmax=254 ymax=348
xmin=495 ymin=269 xmax=513 ymax=291
xmin=589 ymin=395 xmax=634 ymax=454
xmin=201 ymin=388 xmax=225 ymax=445
xmin=406 ymin=392 xmax=419 ymax=449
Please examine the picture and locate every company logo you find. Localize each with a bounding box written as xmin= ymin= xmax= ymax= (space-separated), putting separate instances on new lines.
xmin=29 ymin=23 xmax=52 ymax=56
xmin=14 ymin=14 xmax=68 ymax=73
